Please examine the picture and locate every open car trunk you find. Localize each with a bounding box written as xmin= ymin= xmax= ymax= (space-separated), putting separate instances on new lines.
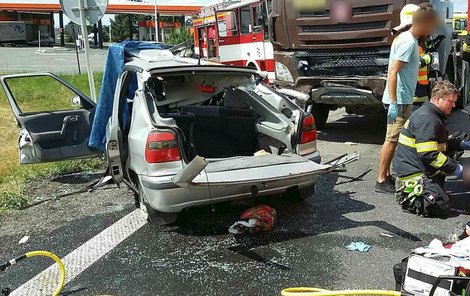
xmin=161 ymin=105 xmax=261 ymax=159
xmin=149 ymin=72 xmax=299 ymax=161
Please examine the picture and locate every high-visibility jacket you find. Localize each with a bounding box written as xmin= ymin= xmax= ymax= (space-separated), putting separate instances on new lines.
xmin=413 ymin=46 xmax=431 ymax=104
xmin=393 ymin=102 xmax=457 ymax=180
xmin=463 ymin=36 xmax=470 ymax=61
xmin=417 ymin=46 xmax=430 ymax=86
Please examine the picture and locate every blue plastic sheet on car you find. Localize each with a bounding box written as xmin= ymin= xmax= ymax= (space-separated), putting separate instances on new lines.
xmin=88 ymin=41 xmax=162 ymax=151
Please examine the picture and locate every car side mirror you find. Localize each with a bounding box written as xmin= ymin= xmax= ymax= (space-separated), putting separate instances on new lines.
xmin=71 ymin=95 xmax=81 ymax=108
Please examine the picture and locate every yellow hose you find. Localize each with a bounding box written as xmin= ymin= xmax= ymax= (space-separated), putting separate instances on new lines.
xmin=25 ymin=251 xmax=66 ymax=296
xmin=281 ymin=287 xmax=401 ymax=296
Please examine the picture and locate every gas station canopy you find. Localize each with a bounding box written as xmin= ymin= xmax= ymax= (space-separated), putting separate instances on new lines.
xmin=0 ymin=0 xmax=202 ymax=14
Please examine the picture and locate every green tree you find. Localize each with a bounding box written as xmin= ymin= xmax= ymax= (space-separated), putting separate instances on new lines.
xmin=167 ymin=28 xmax=193 ymax=45
xmin=110 ymin=14 xmax=145 ymax=42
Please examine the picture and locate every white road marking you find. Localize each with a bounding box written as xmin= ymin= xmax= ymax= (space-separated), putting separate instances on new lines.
xmin=11 ymin=209 xmax=147 ymax=296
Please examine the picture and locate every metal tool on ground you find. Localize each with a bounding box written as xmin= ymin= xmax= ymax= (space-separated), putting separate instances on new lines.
xmin=1 ymin=251 xmax=65 ymax=296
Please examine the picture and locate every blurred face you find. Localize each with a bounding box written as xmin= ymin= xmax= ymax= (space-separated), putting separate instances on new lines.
xmin=434 ymin=93 xmax=458 ymax=115
xmin=415 ymin=18 xmax=438 ymax=37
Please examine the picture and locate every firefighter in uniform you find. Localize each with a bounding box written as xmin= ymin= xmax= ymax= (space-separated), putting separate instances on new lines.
xmin=413 ymin=43 xmax=432 ymax=110
xmin=393 ymin=81 xmax=468 ymax=216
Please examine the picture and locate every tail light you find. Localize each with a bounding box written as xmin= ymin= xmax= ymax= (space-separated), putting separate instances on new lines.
xmin=145 ymin=131 xmax=181 ymax=163
xmin=301 ymin=114 xmax=317 ymax=144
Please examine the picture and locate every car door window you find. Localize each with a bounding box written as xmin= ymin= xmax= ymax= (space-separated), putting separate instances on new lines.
xmin=4 ymin=75 xmax=89 ymax=114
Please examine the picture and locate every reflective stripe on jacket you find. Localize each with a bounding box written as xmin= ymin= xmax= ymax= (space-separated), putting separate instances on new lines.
xmin=393 ymin=102 xmax=457 ymax=179
xmin=418 ymin=46 xmax=429 ymax=86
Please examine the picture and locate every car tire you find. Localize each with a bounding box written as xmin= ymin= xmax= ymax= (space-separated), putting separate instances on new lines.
xmin=137 ymin=178 xmax=178 ymax=225
xmin=311 ymin=104 xmax=329 ymax=130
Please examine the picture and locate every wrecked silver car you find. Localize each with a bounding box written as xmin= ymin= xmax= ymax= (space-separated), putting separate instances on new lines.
xmin=1 ymin=50 xmax=356 ymax=225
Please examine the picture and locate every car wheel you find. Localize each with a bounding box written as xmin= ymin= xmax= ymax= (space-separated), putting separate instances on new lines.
xmin=137 ymin=178 xmax=177 ymax=225
xmin=311 ymin=104 xmax=329 ymax=130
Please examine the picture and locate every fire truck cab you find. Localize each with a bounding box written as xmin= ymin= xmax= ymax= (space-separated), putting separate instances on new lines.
xmin=193 ymin=0 xmax=275 ymax=81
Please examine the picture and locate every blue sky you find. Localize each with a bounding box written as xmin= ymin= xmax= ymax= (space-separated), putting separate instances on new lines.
xmin=454 ymin=0 xmax=467 ymax=12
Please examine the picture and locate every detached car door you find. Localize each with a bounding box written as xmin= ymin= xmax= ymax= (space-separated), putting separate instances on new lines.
xmin=0 ymin=73 xmax=100 ymax=164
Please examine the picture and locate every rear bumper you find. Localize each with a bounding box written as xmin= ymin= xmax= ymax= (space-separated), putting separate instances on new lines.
xmin=140 ymin=171 xmax=319 ymax=214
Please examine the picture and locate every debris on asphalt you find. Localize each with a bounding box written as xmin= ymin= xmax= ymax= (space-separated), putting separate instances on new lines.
xmin=228 ymin=205 xmax=276 ymax=234
xmin=346 ymin=241 xmax=371 ymax=252
xmin=18 ymin=236 xmax=30 ymax=245
xmin=344 ymin=142 xmax=358 ymax=146
xmin=380 ymin=233 xmax=394 ymax=238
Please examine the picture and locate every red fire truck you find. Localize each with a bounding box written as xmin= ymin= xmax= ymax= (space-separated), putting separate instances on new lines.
xmin=193 ymin=0 xmax=275 ymax=81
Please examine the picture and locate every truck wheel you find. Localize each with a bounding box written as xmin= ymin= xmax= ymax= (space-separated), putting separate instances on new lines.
xmin=312 ymin=104 xmax=329 ymax=130
xmin=137 ymin=179 xmax=177 ymax=225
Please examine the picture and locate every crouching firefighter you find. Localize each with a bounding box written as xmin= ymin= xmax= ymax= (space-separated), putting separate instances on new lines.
xmin=393 ymin=81 xmax=467 ymax=217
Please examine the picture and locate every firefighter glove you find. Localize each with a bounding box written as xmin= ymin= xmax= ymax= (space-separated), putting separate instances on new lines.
xmin=448 ymin=131 xmax=470 ymax=152
xmin=422 ymin=54 xmax=432 ymax=65
xmin=387 ymin=102 xmax=398 ymax=121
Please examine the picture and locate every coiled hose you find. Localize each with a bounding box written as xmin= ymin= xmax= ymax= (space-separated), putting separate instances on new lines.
xmin=281 ymin=287 xmax=401 ymax=296
xmin=0 ymin=250 xmax=65 ymax=296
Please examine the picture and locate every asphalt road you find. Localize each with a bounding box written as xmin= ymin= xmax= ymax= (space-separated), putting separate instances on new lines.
xmin=0 ymin=46 xmax=107 ymax=74
xmin=1 ymin=109 xmax=470 ymax=295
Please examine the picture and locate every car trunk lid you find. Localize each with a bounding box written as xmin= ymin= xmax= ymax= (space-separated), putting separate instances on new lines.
xmin=172 ymin=153 xmax=358 ymax=187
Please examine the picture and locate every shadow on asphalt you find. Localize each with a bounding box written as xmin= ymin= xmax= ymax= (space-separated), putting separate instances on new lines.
xmin=51 ymin=172 xmax=104 ymax=184
xmin=320 ymin=108 xmax=470 ymax=146
xmin=169 ymin=173 xmax=421 ymax=269
xmin=319 ymin=113 xmax=386 ymax=145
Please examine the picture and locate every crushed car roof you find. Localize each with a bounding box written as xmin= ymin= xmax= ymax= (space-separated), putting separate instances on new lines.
xmin=123 ymin=49 xmax=259 ymax=74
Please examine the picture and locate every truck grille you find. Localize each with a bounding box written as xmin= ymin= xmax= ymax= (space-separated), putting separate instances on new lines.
xmin=301 ymin=21 xmax=387 ymax=33
xmin=295 ymin=0 xmax=396 ymax=48
xmin=297 ymin=47 xmax=390 ymax=76
xmin=300 ymin=5 xmax=389 ymax=17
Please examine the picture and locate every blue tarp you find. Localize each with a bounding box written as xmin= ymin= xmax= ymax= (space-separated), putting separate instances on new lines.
xmin=88 ymin=41 xmax=162 ymax=151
